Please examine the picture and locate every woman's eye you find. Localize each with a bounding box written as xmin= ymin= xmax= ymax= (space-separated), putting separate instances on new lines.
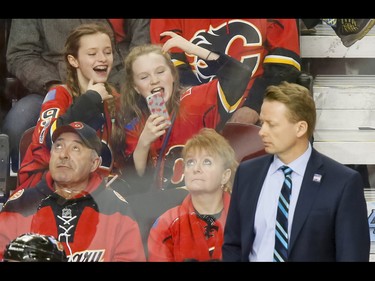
xmin=186 ymin=159 xmax=196 ymax=167
xmin=203 ymin=159 xmax=212 ymax=165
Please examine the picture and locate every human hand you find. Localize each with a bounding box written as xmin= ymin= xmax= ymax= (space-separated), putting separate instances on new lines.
xmin=161 ymin=31 xmax=219 ymax=61
xmin=161 ymin=31 xmax=197 ymax=55
xmin=139 ymin=114 xmax=170 ymax=146
xmin=87 ymin=79 xmax=113 ymax=101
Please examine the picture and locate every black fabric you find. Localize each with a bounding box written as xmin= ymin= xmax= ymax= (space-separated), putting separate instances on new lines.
xmin=58 ymin=90 xmax=104 ymax=131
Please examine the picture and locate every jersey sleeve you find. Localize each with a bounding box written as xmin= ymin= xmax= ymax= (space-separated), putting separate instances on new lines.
xmin=33 ymin=86 xmax=72 ymax=149
xmin=207 ymin=54 xmax=253 ymax=128
xmin=243 ymin=19 xmax=302 ymax=113
xmin=35 ymin=87 xmax=104 ymax=149
xmin=147 ymin=212 xmax=176 ymax=261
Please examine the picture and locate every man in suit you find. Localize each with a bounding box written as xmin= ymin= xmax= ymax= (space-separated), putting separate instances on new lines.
xmin=222 ymin=81 xmax=370 ymax=262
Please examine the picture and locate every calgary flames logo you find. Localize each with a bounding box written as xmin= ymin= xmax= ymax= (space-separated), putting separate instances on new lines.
xmin=163 ymin=145 xmax=185 ymax=186
xmin=188 ymin=19 xmax=262 ymax=84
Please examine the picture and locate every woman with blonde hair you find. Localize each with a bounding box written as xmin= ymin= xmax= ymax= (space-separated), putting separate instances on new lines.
xmin=147 ymin=128 xmax=238 ymax=261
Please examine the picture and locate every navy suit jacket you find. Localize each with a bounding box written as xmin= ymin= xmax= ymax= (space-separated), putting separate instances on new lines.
xmin=222 ymin=148 xmax=370 ymax=262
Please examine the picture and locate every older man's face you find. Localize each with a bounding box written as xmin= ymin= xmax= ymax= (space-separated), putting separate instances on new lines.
xmin=49 ymin=132 xmax=100 ymax=189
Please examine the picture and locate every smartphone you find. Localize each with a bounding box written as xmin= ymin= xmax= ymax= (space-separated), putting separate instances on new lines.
xmin=146 ymin=92 xmax=171 ymax=126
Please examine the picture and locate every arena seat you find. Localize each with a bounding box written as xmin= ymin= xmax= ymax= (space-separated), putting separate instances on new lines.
xmin=18 ymin=126 xmax=35 ymax=166
xmin=220 ymin=122 xmax=267 ymax=163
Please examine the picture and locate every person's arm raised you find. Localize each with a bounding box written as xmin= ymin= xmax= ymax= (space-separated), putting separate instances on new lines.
xmin=161 ymin=31 xmax=219 ymax=61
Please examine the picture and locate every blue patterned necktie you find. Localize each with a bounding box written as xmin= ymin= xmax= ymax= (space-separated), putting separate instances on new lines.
xmin=274 ymin=165 xmax=293 ymax=262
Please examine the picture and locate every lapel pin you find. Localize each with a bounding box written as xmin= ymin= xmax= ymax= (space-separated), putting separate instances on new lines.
xmin=313 ymin=174 xmax=322 ymax=183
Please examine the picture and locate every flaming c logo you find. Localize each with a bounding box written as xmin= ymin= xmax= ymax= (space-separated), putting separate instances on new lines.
xmin=188 ymin=20 xmax=262 ymax=83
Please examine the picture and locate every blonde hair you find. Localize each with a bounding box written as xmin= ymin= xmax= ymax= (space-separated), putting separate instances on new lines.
xmin=113 ymin=44 xmax=186 ymax=159
xmin=182 ymin=128 xmax=238 ymax=193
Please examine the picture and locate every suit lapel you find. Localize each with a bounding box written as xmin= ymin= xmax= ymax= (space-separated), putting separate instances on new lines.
xmin=289 ymin=149 xmax=325 ymax=251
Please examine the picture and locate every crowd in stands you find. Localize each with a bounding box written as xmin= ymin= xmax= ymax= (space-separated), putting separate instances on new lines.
xmin=0 ymin=18 xmax=373 ymax=262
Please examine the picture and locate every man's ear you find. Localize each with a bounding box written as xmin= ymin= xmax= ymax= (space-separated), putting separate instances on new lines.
xmin=296 ymin=120 xmax=308 ymax=138
xmin=91 ymin=156 xmax=102 ymax=172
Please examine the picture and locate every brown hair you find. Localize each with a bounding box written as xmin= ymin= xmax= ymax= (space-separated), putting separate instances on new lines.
xmin=264 ymin=81 xmax=316 ymax=140
xmin=64 ymin=22 xmax=116 ymax=120
xmin=64 ymin=23 xmax=120 ymax=166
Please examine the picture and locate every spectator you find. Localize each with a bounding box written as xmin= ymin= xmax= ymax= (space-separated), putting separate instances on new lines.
xmin=15 ymin=22 xmax=121 ymax=191
xmin=0 ymin=121 xmax=146 ymax=262
xmin=2 ymin=19 xmax=150 ymax=172
xmin=222 ymin=82 xmax=370 ymax=262
xmin=111 ymin=31 xmax=252 ymax=195
xmin=147 ymin=128 xmax=238 ymax=261
xmin=150 ymin=19 xmax=301 ymax=125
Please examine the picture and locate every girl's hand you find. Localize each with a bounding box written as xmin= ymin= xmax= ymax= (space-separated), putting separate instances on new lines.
xmin=161 ymin=31 xmax=218 ymax=61
xmin=161 ymin=31 xmax=196 ymax=55
xmin=139 ymin=114 xmax=170 ymax=146
xmin=87 ymin=79 xmax=113 ymax=101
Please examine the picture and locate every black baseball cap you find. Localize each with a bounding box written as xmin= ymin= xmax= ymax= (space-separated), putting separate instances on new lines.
xmin=52 ymin=122 xmax=102 ymax=155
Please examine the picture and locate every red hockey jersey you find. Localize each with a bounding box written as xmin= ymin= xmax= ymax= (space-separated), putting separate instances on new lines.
xmin=16 ymin=85 xmax=118 ymax=191
xmin=123 ymin=55 xmax=252 ymax=190
xmin=0 ymin=172 xmax=146 ymax=261
xmin=150 ymin=19 xmax=301 ymax=112
xmin=147 ymin=192 xmax=230 ymax=261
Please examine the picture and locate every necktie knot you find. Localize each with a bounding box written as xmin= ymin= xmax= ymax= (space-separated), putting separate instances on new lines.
xmin=281 ymin=165 xmax=293 ymax=176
